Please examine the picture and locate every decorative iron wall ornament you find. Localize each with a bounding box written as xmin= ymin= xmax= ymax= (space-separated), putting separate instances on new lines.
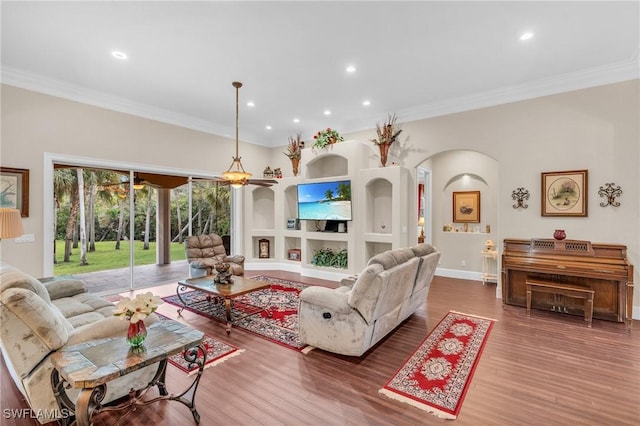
xmin=598 ymin=183 xmax=622 ymax=207
xmin=511 ymin=187 xmax=530 ymax=209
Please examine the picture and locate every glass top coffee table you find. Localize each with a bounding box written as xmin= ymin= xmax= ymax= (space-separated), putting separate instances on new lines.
xmin=176 ymin=275 xmax=271 ymax=335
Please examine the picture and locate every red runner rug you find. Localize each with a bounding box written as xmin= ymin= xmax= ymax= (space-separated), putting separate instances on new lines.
xmin=380 ymin=311 xmax=495 ymax=419
xmin=157 ymin=314 xmax=243 ymax=375
xmin=162 ymin=275 xmax=309 ymax=351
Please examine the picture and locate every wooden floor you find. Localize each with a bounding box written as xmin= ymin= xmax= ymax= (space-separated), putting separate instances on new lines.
xmin=2 ymin=272 xmax=639 ymax=425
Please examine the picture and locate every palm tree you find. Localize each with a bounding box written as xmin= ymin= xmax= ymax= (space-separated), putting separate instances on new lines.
xmin=115 ymin=190 xmax=128 ymax=250
xmin=60 ymin=169 xmax=80 ymax=262
xmin=337 ymin=182 xmax=351 ymax=201
xmin=76 ymin=168 xmax=88 ymax=265
xmin=53 ymin=168 xmax=76 ymax=263
xmin=140 ymin=185 xmax=155 ymax=250
xmin=85 ymin=169 xmax=121 ymax=252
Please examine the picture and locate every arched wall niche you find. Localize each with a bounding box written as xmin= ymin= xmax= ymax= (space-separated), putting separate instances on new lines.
xmin=365 ymin=177 xmax=393 ymax=234
xmin=416 ymin=149 xmax=498 ymax=277
xmin=443 ymin=173 xmax=488 ymax=189
xmin=306 ymin=153 xmax=348 ymax=179
xmin=251 ymin=186 xmax=275 ymax=230
xmin=283 ymin=184 xmax=298 ymax=228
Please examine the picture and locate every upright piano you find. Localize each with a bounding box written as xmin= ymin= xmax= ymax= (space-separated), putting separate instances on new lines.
xmin=502 ymin=238 xmax=634 ymax=329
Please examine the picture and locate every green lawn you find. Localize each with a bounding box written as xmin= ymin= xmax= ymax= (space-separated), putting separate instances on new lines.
xmin=54 ymin=240 xmax=186 ymax=275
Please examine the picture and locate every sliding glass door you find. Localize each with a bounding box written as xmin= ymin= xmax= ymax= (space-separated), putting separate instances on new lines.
xmin=50 ymin=160 xmax=231 ymax=294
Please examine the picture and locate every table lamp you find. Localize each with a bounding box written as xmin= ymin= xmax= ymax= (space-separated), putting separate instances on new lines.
xmin=418 ymin=216 xmax=425 ymax=243
xmin=0 ymin=208 xmax=24 ymax=240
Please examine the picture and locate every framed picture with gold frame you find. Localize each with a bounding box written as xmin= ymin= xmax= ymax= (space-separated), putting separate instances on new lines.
xmin=258 ymin=239 xmax=270 ymax=259
xmin=0 ymin=167 xmax=29 ymax=217
xmin=541 ymin=169 xmax=588 ymax=217
xmin=452 ymin=191 xmax=480 ymax=223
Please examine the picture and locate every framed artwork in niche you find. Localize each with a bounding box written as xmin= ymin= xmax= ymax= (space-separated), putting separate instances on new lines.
xmin=258 ymin=239 xmax=270 ymax=259
xmin=0 ymin=167 xmax=29 ymax=217
xmin=541 ymin=169 xmax=588 ymax=217
xmin=288 ymin=249 xmax=301 ymax=261
xmin=453 ymin=191 xmax=480 ymax=223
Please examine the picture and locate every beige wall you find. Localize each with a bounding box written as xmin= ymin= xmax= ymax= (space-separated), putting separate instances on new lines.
xmin=0 ymin=85 xmax=270 ymax=274
xmin=345 ymin=80 xmax=639 ymax=317
xmin=2 ymin=80 xmax=639 ymax=318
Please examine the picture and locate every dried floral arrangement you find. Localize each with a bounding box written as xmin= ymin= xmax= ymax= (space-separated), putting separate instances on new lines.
xmin=371 ymin=113 xmax=403 ymax=146
xmin=284 ymin=133 xmax=303 ymax=159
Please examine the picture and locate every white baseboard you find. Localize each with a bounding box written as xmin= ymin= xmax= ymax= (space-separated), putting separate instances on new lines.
xmin=244 ymin=261 xmax=349 ymax=282
xmin=435 ymin=268 xmax=483 ymax=282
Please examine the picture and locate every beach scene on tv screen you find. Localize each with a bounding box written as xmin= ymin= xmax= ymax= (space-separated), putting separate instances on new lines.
xmin=298 ymin=180 xmax=351 ymax=220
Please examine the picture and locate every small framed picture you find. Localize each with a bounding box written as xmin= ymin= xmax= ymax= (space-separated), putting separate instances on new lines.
xmin=541 ymin=169 xmax=588 ymax=217
xmin=0 ymin=167 xmax=29 ymax=217
xmin=258 ymin=239 xmax=270 ymax=259
xmin=453 ymin=191 xmax=480 ymax=223
xmin=288 ymin=249 xmax=301 ymax=261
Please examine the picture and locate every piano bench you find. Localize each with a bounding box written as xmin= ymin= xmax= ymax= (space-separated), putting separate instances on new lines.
xmin=525 ymin=279 xmax=594 ymax=328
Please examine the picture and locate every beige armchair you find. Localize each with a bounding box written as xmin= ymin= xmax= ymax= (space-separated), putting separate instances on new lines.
xmin=0 ymin=263 xmax=158 ymax=424
xmin=185 ymin=234 xmax=245 ymax=277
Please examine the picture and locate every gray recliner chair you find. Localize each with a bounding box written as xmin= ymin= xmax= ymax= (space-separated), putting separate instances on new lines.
xmin=298 ymin=244 xmax=440 ymax=356
xmin=185 ymin=234 xmax=245 ymax=277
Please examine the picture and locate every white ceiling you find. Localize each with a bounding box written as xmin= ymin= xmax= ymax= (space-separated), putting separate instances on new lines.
xmin=2 ymin=1 xmax=638 ymax=148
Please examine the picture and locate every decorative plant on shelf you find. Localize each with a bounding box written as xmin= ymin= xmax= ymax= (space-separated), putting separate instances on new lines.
xmin=283 ymin=133 xmax=303 ymax=176
xmin=311 ymin=247 xmax=348 ymax=269
xmin=331 ymin=249 xmax=348 ymax=269
xmin=312 ymin=128 xmax=344 ymax=149
xmin=370 ymin=113 xmax=402 ymax=167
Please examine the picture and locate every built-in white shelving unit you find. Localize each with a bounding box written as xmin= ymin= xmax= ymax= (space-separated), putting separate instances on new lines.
xmin=243 ymin=140 xmax=411 ymax=281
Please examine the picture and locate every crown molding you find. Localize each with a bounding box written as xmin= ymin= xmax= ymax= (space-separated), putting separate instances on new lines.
xmin=397 ymin=56 xmax=640 ymax=125
xmin=346 ymin=55 xmax=640 ymax=133
xmin=1 ymin=66 xmax=233 ymax=138
xmin=3 ymin=55 xmax=639 ymax=148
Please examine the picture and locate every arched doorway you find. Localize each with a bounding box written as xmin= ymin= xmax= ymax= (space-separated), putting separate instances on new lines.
xmin=416 ymin=149 xmax=498 ymax=281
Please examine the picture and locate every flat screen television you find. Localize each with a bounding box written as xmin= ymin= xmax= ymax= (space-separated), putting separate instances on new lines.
xmin=297 ymin=180 xmax=352 ymax=221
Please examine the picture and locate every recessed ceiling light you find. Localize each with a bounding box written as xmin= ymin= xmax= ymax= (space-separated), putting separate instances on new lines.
xmin=362 ymin=100 xmax=371 ymax=106
xmin=520 ymin=32 xmax=534 ymax=41
xmin=346 ymin=65 xmax=356 ymax=73
xmin=324 ymin=110 xmax=331 ymax=116
xmin=111 ymin=51 xmax=128 ymax=60
xmin=293 ymin=118 xmax=300 ymax=123
xmin=265 ymin=125 xmax=272 ymax=130
xmin=247 ymin=101 xmax=255 ymax=107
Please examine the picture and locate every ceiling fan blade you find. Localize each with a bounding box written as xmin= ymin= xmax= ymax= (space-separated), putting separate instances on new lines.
xmin=191 ymin=177 xmax=228 ymax=184
xmin=246 ymin=179 xmax=279 ymax=187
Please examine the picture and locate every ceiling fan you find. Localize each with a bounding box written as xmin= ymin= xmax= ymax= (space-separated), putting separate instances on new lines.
xmin=102 ymin=172 xmax=148 ymax=190
xmin=203 ymin=81 xmax=278 ymax=188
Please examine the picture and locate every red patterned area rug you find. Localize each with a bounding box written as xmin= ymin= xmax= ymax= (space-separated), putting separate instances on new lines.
xmin=380 ymin=311 xmax=495 ymax=419
xmin=162 ymin=276 xmax=309 ymax=351
xmin=157 ymin=314 xmax=243 ymax=375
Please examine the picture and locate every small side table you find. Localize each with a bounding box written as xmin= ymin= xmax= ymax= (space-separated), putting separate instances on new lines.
xmin=51 ymin=319 xmax=205 ymax=426
xmin=480 ymin=249 xmax=498 ymax=285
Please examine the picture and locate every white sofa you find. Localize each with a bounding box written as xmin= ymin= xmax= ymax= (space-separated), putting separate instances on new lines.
xmin=298 ymin=243 xmax=440 ymax=356
xmin=0 ymin=262 xmax=157 ymax=424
